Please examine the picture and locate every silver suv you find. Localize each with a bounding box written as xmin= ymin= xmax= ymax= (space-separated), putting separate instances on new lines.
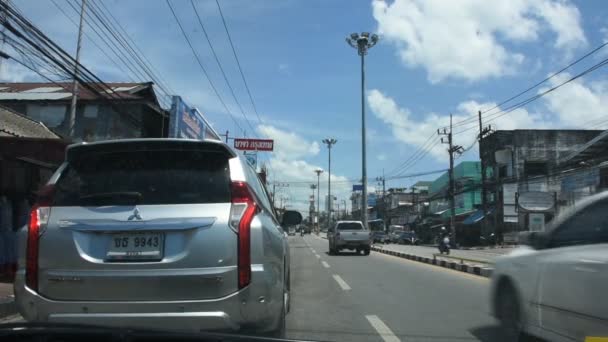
xmin=13 ymin=139 xmax=301 ymax=337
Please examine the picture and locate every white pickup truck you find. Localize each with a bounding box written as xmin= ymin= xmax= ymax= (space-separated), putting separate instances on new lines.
xmin=327 ymin=221 xmax=371 ymax=255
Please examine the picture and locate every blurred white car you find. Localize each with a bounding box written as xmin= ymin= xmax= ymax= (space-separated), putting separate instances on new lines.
xmin=491 ymin=192 xmax=608 ymax=342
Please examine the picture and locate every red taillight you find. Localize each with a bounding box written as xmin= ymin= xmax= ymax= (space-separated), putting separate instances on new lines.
xmin=25 ymin=185 xmax=54 ymax=292
xmin=26 ymin=206 xmax=40 ymax=291
xmin=230 ymin=181 xmax=259 ymax=289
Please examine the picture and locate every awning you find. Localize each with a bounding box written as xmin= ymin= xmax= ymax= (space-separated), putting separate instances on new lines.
xmin=433 ymin=209 xmax=449 ymax=216
xmin=463 ymin=208 xmax=495 ymax=225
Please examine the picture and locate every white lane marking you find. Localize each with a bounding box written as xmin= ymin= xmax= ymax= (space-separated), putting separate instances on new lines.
xmin=365 ymin=315 xmax=400 ymax=342
xmin=332 ymin=274 xmax=351 ymax=290
xmin=321 ymin=261 xmax=330 ymax=268
xmin=315 ymin=254 xmax=321 ymax=259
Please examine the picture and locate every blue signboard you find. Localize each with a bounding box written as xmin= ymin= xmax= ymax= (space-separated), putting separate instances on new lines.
xmin=561 ymin=168 xmax=599 ymax=192
xmin=352 ymin=184 xmax=363 ymax=191
xmin=169 ymin=96 xmax=220 ymax=140
xmin=367 ymin=193 xmax=377 ymax=206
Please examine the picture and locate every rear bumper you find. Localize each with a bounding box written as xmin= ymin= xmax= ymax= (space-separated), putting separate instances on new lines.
xmin=335 ymin=240 xmax=370 ymax=248
xmin=13 ymin=271 xmax=281 ymax=334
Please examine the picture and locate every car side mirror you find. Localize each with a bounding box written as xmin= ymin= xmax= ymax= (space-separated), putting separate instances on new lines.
xmin=281 ymin=210 xmax=302 ymax=227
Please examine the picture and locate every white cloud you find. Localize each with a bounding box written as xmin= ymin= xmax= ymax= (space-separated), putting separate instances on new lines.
xmin=377 ymin=153 xmax=387 ymax=161
xmin=257 ymin=125 xmax=351 ymax=213
xmin=372 ymin=0 xmax=587 ymax=83
xmin=258 ymin=124 xmax=320 ymax=160
xmin=0 ymin=61 xmax=39 ymax=82
xmin=367 ymin=89 xmax=545 ymax=161
xmin=540 ymin=73 xmax=608 ymax=128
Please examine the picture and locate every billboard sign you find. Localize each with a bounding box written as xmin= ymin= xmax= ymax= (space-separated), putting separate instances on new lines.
xmin=367 ymin=193 xmax=377 ymax=207
xmin=352 ymin=184 xmax=363 ymax=191
xmin=169 ymin=96 xmax=221 ymax=141
xmin=234 ymin=138 xmax=274 ymax=151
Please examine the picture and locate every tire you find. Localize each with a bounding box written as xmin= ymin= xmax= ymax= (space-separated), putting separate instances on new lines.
xmin=271 ymin=291 xmax=287 ymax=338
xmin=496 ymin=282 xmax=523 ymax=341
xmin=363 ymin=248 xmax=370 ymax=256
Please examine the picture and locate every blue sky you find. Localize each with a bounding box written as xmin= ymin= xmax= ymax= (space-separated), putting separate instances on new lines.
xmin=3 ymin=0 xmax=608 ymax=212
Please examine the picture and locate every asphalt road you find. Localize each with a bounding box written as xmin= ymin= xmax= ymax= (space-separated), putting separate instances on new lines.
xmin=1 ymin=234 xmax=508 ymax=341
xmin=286 ymin=234 xmax=505 ymax=342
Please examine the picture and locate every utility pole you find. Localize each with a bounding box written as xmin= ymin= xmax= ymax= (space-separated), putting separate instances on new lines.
xmin=310 ymin=184 xmax=317 ymax=226
xmin=272 ymin=182 xmax=289 ymax=209
xmin=375 ymin=170 xmax=386 ymax=222
xmin=314 ymin=168 xmax=323 ymax=233
xmin=322 ymin=138 xmax=337 ymax=225
xmin=478 ymin=110 xmax=494 ymax=238
xmin=69 ymin=0 xmax=86 ymax=138
xmin=439 ymin=114 xmax=463 ymax=246
xmin=347 ymin=32 xmax=379 ymax=230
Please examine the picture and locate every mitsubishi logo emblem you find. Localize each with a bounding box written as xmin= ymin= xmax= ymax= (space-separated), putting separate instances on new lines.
xmin=128 ymin=207 xmax=143 ymax=221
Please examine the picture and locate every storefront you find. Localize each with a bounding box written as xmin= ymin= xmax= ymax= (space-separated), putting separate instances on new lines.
xmin=0 ymin=106 xmax=68 ymax=280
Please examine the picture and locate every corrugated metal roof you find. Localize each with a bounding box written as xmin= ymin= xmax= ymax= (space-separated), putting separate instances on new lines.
xmin=0 ymin=93 xmax=72 ymax=100
xmin=0 ymin=105 xmax=61 ymax=139
xmin=22 ymin=86 xmax=64 ymax=93
xmin=0 ymin=82 xmax=155 ymax=102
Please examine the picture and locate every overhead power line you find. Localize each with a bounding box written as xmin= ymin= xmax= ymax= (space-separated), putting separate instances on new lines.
xmin=442 ymin=39 xmax=608 ymax=130
xmin=453 ymin=56 xmax=608 ymax=136
xmin=215 ymin=0 xmax=263 ymax=125
xmin=0 ymin=1 xmax=144 ymax=127
xmin=60 ymin=0 xmax=172 ymax=108
xmin=190 ymin=0 xmax=255 ymax=134
xmin=165 ymin=0 xmax=244 ymax=134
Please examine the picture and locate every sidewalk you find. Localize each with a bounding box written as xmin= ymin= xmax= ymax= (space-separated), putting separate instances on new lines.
xmin=374 ymin=243 xmax=514 ymax=264
xmin=0 ymin=283 xmax=16 ymax=318
xmin=310 ymin=233 xmax=503 ymax=278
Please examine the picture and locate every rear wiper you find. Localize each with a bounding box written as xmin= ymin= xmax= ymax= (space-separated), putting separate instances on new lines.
xmin=80 ymin=192 xmax=143 ymax=204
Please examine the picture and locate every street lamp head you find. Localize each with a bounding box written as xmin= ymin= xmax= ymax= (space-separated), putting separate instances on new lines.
xmin=361 ymin=32 xmax=370 ymax=38
xmin=371 ymin=34 xmax=379 ymax=44
xmin=315 ymin=168 xmax=324 ymax=174
xmin=350 ymin=32 xmax=359 ymax=40
xmin=322 ymin=138 xmax=337 ymax=147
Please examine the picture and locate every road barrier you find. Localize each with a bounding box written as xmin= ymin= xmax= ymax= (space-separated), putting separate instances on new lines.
xmin=370 ymin=246 xmax=493 ymax=278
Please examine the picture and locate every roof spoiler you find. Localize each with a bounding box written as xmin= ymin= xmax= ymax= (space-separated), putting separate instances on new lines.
xmin=66 ymin=138 xmax=236 ymax=162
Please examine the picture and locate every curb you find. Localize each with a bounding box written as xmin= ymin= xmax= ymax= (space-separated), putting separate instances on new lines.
xmin=370 ymin=246 xmax=493 ymax=278
xmin=0 ymin=297 xmax=17 ymax=319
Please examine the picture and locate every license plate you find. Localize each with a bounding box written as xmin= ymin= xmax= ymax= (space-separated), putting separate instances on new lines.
xmin=106 ymin=232 xmax=164 ymax=261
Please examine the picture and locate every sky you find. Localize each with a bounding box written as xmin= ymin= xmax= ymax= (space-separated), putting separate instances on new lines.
xmin=2 ymin=0 xmax=608 ymax=213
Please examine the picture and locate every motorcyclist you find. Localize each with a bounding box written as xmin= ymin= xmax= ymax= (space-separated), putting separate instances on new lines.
xmin=438 ymin=227 xmax=450 ymax=254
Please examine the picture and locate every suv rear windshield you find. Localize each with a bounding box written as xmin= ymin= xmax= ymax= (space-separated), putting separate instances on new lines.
xmin=337 ymin=222 xmax=364 ymax=231
xmin=54 ymin=149 xmax=230 ymax=206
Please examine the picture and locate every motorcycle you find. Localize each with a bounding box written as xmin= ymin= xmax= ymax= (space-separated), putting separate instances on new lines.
xmin=438 ymin=236 xmax=450 ymax=255
xmin=300 ymin=229 xmax=304 ymax=237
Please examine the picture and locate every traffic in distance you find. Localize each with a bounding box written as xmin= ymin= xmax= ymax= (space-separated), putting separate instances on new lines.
xmin=0 ymin=1 xmax=607 ymax=342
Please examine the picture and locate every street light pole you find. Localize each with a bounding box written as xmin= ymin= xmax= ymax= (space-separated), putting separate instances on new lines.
xmin=346 ymin=32 xmax=379 ymax=230
xmin=322 ymin=138 xmax=337 ymax=226
xmin=314 ymin=168 xmax=323 ymax=233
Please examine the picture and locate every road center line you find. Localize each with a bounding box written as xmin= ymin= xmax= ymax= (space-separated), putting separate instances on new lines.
xmin=332 ymin=274 xmax=351 ymax=290
xmin=315 ymin=254 xmax=321 ymax=259
xmin=365 ymin=315 xmax=400 ymax=342
xmin=321 ymin=261 xmax=330 ymax=268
